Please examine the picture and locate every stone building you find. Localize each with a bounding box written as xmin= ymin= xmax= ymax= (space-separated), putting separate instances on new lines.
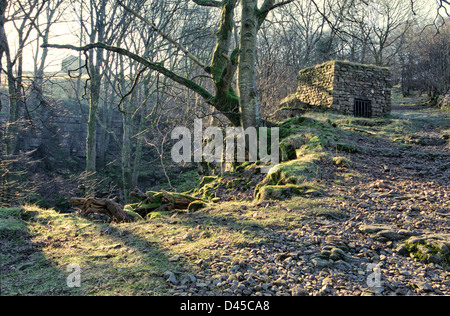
xmin=279 ymin=60 xmax=392 ymax=118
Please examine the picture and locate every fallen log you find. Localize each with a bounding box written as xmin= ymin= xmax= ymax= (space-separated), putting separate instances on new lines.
xmin=128 ymin=188 xmax=206 ymax=217
xmin=70 ymin=190 xmax=207 ymax=222
xmin=69 ymin=197 xmax=139 ymax=222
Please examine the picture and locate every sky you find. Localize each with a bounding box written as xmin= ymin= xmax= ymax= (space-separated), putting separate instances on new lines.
xmin=3 ymin=0 xmax=447 ymax=74
xmin=4 ymin=3 xmax=80 ymax=73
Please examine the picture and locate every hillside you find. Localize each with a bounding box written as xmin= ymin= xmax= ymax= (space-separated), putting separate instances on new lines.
xmin=1 ymin=95 xmax=449 ymax=296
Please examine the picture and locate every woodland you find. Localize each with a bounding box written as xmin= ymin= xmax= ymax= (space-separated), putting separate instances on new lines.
xmin=0 ymin=0 xmax=449 ymax=297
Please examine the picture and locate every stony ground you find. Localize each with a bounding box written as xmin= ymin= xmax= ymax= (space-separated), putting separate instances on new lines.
xmin=2 ymin=103 xmax=449 ymax=296
xmin=159 ymin=106 xmax=450 ymax=296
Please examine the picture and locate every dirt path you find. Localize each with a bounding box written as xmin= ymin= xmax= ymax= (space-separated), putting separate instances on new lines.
xmin=320 ymin=106 xmax=450 ymax=294
xmin=164 ymin=106 xmax=450 ymax=296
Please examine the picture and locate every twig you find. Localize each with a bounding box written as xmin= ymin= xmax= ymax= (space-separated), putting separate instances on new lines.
xmin=117 ymin=66 xmax=148 ymax=114
xmin=117 ymin=0 xmax=207 ymax=70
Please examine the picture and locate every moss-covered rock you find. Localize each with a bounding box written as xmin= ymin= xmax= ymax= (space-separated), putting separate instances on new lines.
xmin=332 ymin=156 xmax=352 ymax=167
xmin=278 ymin=116 xmax=317 ymax=139
xmin=254 ymin=127 xmax=325 ymax=200
xmin=254 ymin=183 xmax=322 ymax=201
xmin=279 ymin=135 xmax=305 ymax=161
xmin=197 ymin=182 xmax=219 ymax=200
xmin=264 ymin=154 xmax=322 ymax=186
xmin=397 ymin=234 xmax=450 ymax=267
xmin=234 ymin=161 xmax=253 ymax=173
xmin=226 ymin=178 xmax=241 ymax=188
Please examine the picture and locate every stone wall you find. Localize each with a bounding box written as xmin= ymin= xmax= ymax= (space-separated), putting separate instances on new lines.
xmin=296 ymin=61 xmax=335 ymax=109
xmin=284 ymin=60 xmax=392 ymax=117
xmin=0 ymin=99 xmax=123 ymax=169
xmin=20 ymin=113 xmax=123 ymax=158
xmin=332 ymin=61 xmax=392 ymax=116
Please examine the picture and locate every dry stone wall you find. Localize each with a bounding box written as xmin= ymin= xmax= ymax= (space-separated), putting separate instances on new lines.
xmin=296 ymin=61 xmax=335 ymax=109
xmin=284 ymin=60 xmax=392 ymax=117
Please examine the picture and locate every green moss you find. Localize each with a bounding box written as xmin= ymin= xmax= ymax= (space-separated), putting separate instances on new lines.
xmin=146 ymin=211 xmax=169 ymax=220
xmin=264 ymin=154 xmax=322 ymax=186
xmin=278 ymin=117 xmax=343 ymax=155
xmin=170 ymin=169 xmax=200 ymax=193
xmin=199 ymin=176 xmax=218 ymax=187
xmin=188 ymin=200 xmax=207 ymax=212
xmin=255 ymin=183 xmax=322 ymax=201
xmin=278 ymin=116 xmax=313 ymax=137
xmin=399 ymin=235 xmax=450 ymax=267
xmin=197 ymin=182 xmax=218 ymax=200
xmin=332 ymin=156 xmax=352 ymax=167
xmin=280 ymin=142 xmax=297 ymax=161
xmin=254 ymin=113 xmax=373 ymax=201
xmin=234 ymin=161 xmax=253 ymax=173
xmin=124 ymin=210 xmax=143 ymax=221
xmin=303 ymin=135 xmax=325 ymax=152
xmin=226 ymin=178 xmax=245 ymax=189
xmin=279 ymin=136 xmax=303 ymax=161
xmin=124 ymin=203 xmax=139 ymax=212
xmin=0 ymin=214 xmax=29 ymax=239
xmin=335 ymin=143 xmax=358 ymax=153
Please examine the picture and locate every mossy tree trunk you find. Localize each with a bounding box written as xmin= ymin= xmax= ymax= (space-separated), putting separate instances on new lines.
xmin=238 ymin=0 xmax=260 ymax=129
xmin=206 ymin=0 xmax=241 ymax=126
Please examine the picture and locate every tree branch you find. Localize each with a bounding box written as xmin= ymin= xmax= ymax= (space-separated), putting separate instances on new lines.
xmin=42 ymin=42 xmax=214 ymax=104
xmin=258 ymin=0 xmax=295 ymax=28
xmin=192 ymin=0 xmax=222 ymax=8
xmin=117 ymin=66 xmax=147 ymax=114
xmin=117 ymin=0 xmax=208 ymax=70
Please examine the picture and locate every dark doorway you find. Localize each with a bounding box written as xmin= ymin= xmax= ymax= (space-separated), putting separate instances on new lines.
xmin=354 ymin=99 xmax=372 ymax=118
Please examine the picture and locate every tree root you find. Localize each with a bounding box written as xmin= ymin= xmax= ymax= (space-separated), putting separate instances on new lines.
xmin=70 ymin=197 xmax=139 ymax=222
xmin=70 ymin=189 xmax=206 ymax=222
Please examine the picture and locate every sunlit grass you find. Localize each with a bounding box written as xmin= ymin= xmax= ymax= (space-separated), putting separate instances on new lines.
xmin=1 ymin=192 xmax=342 ymax=295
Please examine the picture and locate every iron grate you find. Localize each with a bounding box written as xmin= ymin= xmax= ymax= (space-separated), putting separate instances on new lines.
xmin=354 ymin=99 xmax=372 ymax=118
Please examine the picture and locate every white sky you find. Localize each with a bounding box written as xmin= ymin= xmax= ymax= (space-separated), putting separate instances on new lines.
xmin=3 ymin=0 xmax=446 ymax=74
xmin=4 ymin=6 xmax=80 ymax=73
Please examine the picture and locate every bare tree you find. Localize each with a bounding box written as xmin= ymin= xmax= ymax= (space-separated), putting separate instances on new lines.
xmin=256 ymin=1 xmax=327 ymax=118
xmin=45 ymin=0 xmax=294 ymax=129
xmin=0 ymin=0 xmax=47 ymax=155
xmin=401 ymin=21 xmax=449 ymax=98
